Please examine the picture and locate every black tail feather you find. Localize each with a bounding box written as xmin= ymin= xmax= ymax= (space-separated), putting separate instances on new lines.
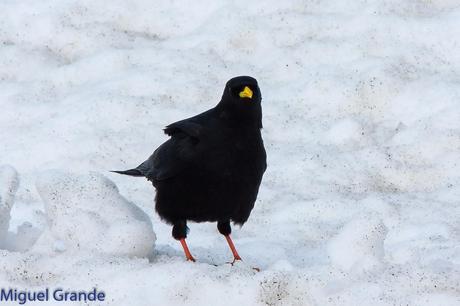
xmin=110 ymin=169 xmax=144 ymax=177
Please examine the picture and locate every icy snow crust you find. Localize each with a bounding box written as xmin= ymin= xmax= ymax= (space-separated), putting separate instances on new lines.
xmin=1 ymin=0 xmax=460 ymax=305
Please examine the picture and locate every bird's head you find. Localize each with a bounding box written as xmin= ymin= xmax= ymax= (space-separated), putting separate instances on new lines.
xmin=218 ymin=76 xmax=262 ymax=128
xmin=226 ymin=76 xmax=261 ymax=103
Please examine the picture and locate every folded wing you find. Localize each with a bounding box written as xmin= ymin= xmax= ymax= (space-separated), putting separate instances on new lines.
xmin=138 ymin=120 xmax=204 ymax=181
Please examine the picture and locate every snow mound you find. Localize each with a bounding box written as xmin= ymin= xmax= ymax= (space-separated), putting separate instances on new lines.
xmin=328 ymin=217 xmax=387 ymax=271
xmin=0 ymin=165 xmax=42 ymax=252
xmin=34 ymin=171 xmax=155 ymax=257
xmin=0 ymin=165 xmax=19 ymax=244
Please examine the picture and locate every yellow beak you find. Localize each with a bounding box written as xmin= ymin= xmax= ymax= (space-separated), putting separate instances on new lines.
xmin=239 ymin=86 xmax=253 ymax=99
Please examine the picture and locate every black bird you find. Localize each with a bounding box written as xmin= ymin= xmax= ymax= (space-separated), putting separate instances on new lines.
xmin=112 ymin=76 xmax=266 ymax=262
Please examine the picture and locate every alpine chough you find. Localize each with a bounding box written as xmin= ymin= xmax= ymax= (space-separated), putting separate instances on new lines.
xmin=113 ymin=76 xmax=267 ymax=262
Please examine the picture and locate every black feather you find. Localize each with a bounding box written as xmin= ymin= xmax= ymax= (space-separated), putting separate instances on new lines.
xmin=110 ymin=169 xmax=144 ymax=177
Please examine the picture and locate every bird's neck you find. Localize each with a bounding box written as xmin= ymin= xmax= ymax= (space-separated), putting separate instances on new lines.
xmin=215 ymin=101 xmax=263 ymax=129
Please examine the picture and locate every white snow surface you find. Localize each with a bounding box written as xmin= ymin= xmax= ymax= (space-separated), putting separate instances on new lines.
xmin=0 ymin=165 xmax=19 ymax=245
xmin=1 ymin=0 xmax=460 ymax=305
xmin=33 ymin=170 xmax=155 ymax=257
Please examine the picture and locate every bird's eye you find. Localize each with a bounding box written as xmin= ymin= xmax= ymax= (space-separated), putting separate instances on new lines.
xmin=231 ymin=86 xmax=244 ymax=96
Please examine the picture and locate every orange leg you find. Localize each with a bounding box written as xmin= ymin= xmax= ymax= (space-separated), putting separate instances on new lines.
xmin=179 ymin=238 xmax=196 ymax=262
xmin=225 ymin=235 xmax=242 ymax=263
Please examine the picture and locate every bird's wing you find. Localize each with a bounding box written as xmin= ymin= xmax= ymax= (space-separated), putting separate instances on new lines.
xmin=139 ymin=120 xmax=206 ymax=181
xmin=163 ymin=120 xmax=203 ymax=138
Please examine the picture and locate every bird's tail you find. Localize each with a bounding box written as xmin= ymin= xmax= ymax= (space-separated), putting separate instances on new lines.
xmin=110 ymin=169 xmax=144 ymax=177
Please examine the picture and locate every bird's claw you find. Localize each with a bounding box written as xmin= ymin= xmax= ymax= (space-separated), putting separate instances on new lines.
xmin=225 ymin=258 xmax=260 ymax=272
xmin=226 ymin=257 xmax=242 ymax=266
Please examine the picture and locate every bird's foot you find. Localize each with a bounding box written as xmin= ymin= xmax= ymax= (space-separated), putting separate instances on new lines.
xmin=179 ymin=238 xmax=196 ymax=262
xmin=225 ymin=258 xmax=260 ymax=272
xmin=226 ymin=256 xmax=242 ymax=266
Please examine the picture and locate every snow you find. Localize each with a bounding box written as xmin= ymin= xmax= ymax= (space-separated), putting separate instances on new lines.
xmin=327 ymin=217 xmax=387 ymax=271
xmin=0 ymin=165 xmax=19 ymax=246
xmin=33 ymin=171 xmax=155 ymax=257
xmin=1 ymin=0 xmax=460 ymax=305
